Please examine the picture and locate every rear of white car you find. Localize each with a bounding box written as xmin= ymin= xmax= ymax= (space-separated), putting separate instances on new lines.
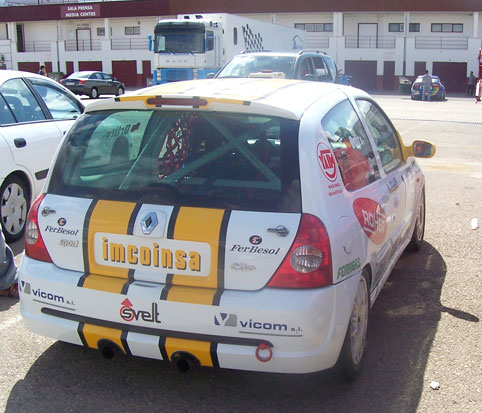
xmin=18 ymin=79 xmax=430 ymax=376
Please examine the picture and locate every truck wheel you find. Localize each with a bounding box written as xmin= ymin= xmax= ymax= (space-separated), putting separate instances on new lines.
xmin=116 ymin=86 xmax=125 ymax=96
xmin=1 ymin=175 xmax=29 ymax=242
xmin=339 ymin=270 xmax=370 ymax=380
xmin=90 ymin=87 xmax=99 ymax=99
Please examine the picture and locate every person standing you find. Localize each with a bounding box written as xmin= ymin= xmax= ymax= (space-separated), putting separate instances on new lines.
xmin=422 ymin=70 xmax=432 ymax=101
xmin=467 ymin=71 xmax=476 ymax=96
xmin=38 ymin=65 xmax=47 ymax=76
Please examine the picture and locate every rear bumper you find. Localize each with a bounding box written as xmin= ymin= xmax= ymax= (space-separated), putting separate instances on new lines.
xmin=18 ymin=256 xmax=360 ymax=374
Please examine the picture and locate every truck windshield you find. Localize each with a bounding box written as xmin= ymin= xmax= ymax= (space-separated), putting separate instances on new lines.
xmin=154 ymin=22 xmax=205 ymax=54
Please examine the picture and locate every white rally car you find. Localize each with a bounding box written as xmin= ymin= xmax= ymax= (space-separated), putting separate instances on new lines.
xmin=19 ymin=79 xmax=434 ymax=379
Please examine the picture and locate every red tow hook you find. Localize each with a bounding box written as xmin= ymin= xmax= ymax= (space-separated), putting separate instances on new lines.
xmin=255 ymin=343 xmax=273 ymax=362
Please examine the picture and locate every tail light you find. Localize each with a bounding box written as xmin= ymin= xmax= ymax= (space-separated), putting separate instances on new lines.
xmin=79 ymin=79 xmax=86 ymax=85
xmin=267 ymin=214 xmax=332 ymax=289
xmin=24 ymin=194 xmax=52 ymax=263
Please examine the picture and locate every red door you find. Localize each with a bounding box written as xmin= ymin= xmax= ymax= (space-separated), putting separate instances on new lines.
xmin=17 ymin=62 xmax=39 ymax=73
xmin=432 ymin=62 xmax=467 ymax=93
xmin=345 ymin=61 xmax=377 ymax=91
xmin=383 ymin=61 xmax=395 ymax=91
xmin=112 ymin=61 xmax=137 ymax=88
xmin=79 ymin=61 xmax=102 ymax=71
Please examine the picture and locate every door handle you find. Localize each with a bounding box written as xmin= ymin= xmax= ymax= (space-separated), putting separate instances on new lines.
xmin=14 ymin=138 xmax=26 ymax=148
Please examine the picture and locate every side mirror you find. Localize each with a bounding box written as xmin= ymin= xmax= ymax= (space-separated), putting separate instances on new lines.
xmin=404 ymin=140 xmax=436 ymax=159
xmin=412 ymin=140 xmax=436 ymax=158
xmin=206 ymin=72 xmax=215 ymax=79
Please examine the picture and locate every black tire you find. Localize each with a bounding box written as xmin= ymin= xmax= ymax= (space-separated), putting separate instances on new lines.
xmin=338 ymin=270 xmax=370 ymax=381
xmin=0 ymin=175 xmax=29 ymax=242
xmin=407 ymin=188 xmax=425 ymax=251
xmin=116 ymin=86 xmax=125 ymax=96
xmin=90 ymin=87 xmax=99 ymax=99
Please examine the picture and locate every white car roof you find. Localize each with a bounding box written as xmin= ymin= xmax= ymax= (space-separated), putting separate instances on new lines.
xmin=0 ymin=69 xmax=56 ymax=85
xmin=86 ymin=79 xmax=365 ymax=120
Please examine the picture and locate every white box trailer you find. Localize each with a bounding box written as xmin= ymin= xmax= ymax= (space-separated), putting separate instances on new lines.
xmin=149 ymin=13 xmax=306 ymax=84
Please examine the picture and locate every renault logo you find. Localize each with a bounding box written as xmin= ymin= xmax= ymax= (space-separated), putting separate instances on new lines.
xmin=140 ymin=212 xmax=158 ymax=235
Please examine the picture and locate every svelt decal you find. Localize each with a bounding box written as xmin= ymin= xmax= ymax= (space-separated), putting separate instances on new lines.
xmin=353 ymin=198 xmax=387 ymax=245
xmin=103 ymin=122 xmax=140 ymax=140
xmin=317 ymin=142 xmax=338 ymax=182
xmin=94 ymin=233 xmax=211 ymax=276
xmin=214 ymin=312 xmax=302 ymax=334
xmin=44 ymin=225 xmax=79 ymax=236
xmin=20 ymin=281 xmax=74 ymax=305
xmin=230 ymin=245 xmax=280 ymax=255
xmin=337 ymin=258 xmax=361 ymax=280
xmin=120 ymin=298 xmax=161 ymax=324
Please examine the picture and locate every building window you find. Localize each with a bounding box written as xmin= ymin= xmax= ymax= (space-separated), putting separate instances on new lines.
xmin=389 ymin=23 xmax=404 ymax=32
xmin=409 ymin=23 xmax=420 ymax=32
xmin=233 ymin=27 xmax=237 ymax=45
xmin=125 ymin=26 xmax=141 ymax=36
xmin=295 ymin=23 xmax=333 ymax=32
xmin=97 ymin=28 xmax=105 ymax=36
xmin=431 ymin=23 xmax=463 ymax=33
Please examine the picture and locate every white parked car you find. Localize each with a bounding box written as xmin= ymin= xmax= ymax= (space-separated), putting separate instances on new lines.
xmin=18 ymin=79 xmax=434 ymax=379
xmin=0 ymin=70 xmax=84 ymax=242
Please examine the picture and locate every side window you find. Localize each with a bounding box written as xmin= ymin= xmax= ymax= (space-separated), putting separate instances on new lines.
xmin=299 ymin=58 xmax=315 ymax=78
xmin=356 ymin=99 xmax=404 ymax=173
xmin=323 ymin=56 xmax=338 ymax=82
xmin=313 ymin=57 xmax=330 ymax=82
xmin=101 ymin=73 xmax=112 ymax=81
xmin=0 ymin=94 xmax=16 ymax=125
xmin=321 ymin=99 xmax=379 ymax=191
xmin=0 ymin=78 xmax=46 ymax=123
xmin=28 ymin=77 xmax=83 ymax=120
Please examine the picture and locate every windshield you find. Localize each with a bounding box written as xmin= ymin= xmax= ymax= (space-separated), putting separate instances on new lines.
xmin=154 ymin=22 xmax=205 ymax=54
xmin=50 ymin=110 xmax=301 ymax=213
xmin=67 ymin=72 xmax=91 ymax=79
xmin=217 ymin=55 xmax=296 ymax=78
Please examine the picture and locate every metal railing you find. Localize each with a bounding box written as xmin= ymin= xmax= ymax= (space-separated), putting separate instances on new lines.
xmin=64 ymin=39 xmax=101 ymax=51
xmin=18 ymin=41 xmax=51 ymax=52
xmin=345 ymin=35 xmax=396 ymax=49
xmin=111 ymin=38 xmax=149 ymax=50
xmin=415 ymin=36 xmax=468 ymax=50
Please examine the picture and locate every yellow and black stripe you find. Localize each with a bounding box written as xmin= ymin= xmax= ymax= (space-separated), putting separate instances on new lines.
xmin=77 ymin=200 xmax=139 ymax=354
xmin=76 ymin=200 xmax=232 ymax=364
xmin=159 ymin=206 xmax=230 ymax=366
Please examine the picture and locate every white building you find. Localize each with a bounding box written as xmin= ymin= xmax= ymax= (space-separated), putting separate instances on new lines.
xmin=0 ymin=0 xmax=480 ymax=92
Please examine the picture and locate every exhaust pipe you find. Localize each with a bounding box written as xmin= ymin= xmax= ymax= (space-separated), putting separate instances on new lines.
xmin=98 ymin=340 xmax=122 ymax=359
xmin=171 ymin=351 xmax=200 ymax=373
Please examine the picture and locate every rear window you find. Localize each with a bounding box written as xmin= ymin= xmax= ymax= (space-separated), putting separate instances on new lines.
xmin=50 ymin=110 xmax=301 ymax=213
xmin=217 ymin=56 xmax=296 ymax=78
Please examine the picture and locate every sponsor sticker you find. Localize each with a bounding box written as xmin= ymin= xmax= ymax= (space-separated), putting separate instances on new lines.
xmin=337 ymin=257 xmax=361 ymax=280
xmin=214 ymin=312 xmax=302 ymax=336
xmin=249 ymin=235 xmax=262 ymax=245
xmin=353 ymin=198 xmax=387 ymax=244
xmin=317 ymin=142 xmax=338 ymax=182
xmin=120 ymin=298 xmax=161 ymax=324
xmin=94 ymin=233 xmax=211 ymax=276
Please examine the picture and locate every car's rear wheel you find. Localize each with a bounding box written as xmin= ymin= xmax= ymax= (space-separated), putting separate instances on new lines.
xmin=407 ymin=189 xmax=425 ymax=251
xmin=338 ymin=270 xmax=370 ymax=380
xmin=116 ymin=86 xmax=125 ymax=96
xmin=0 ymin=175 xmax=29 ymax=242
xmin=90 ymin=87 xmax=99 ymax=99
